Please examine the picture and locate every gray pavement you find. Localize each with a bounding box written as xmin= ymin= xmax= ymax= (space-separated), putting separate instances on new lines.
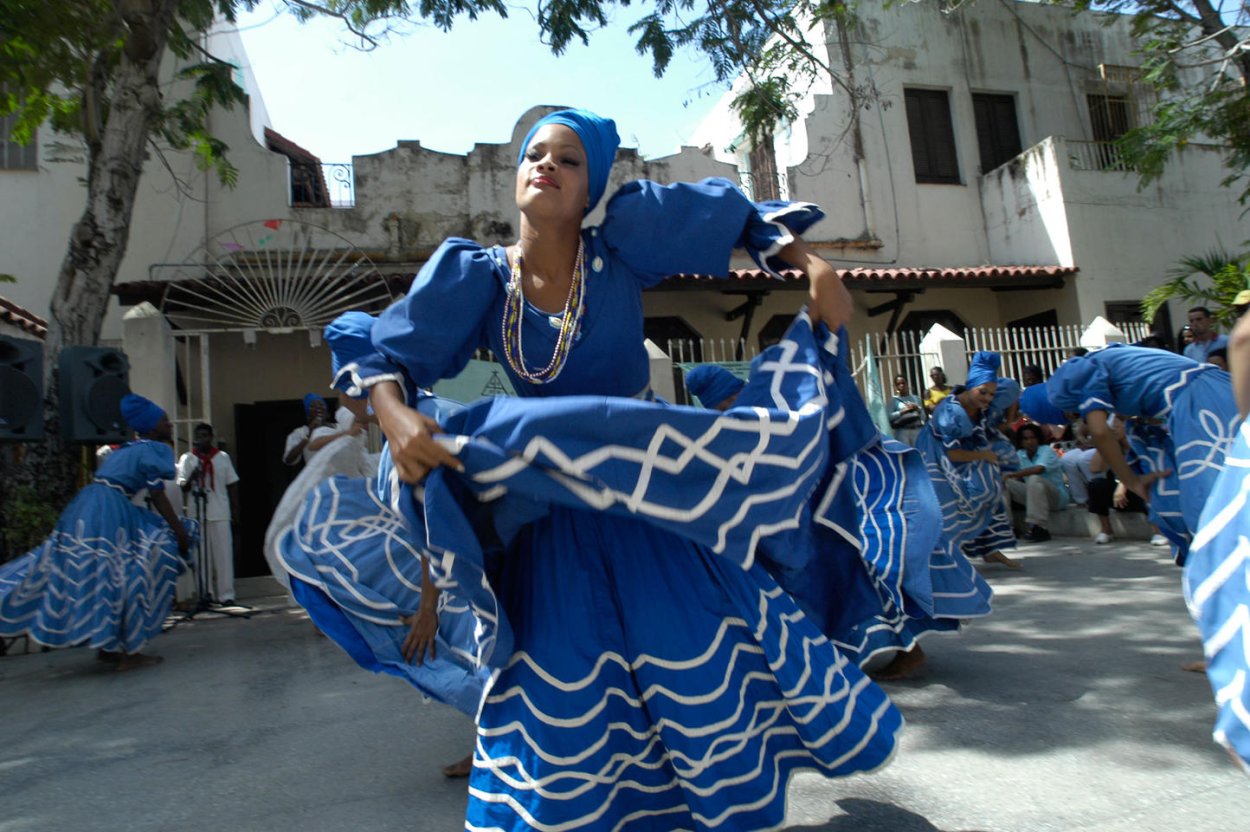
xmin=2 ymin=538 xmax=1248 ymax=832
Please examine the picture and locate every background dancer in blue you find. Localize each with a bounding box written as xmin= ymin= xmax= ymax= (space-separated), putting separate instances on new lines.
xmin=917 ymin=351 xmax=1023 ymax=571
xmin=292 ymin=108 xmax=904 ymax=831
xmin=0 ymin=394 xmax=194 ymax=671
xmin=1029 ymin=344 xmax=1238 ymax=564
xmin=1187 ymin=307 xmax=1250 ymax=769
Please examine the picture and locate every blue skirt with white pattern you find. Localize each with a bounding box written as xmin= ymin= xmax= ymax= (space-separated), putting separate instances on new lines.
xmin=0 ymin=483 xmax=193 ymax=653
xmin=282 ymin=317 xmax=905 ymax=830
xmin=1185 ymin=419 xmax=1250 ymax=769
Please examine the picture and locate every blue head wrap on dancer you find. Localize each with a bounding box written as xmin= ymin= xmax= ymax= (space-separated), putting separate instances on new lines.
xmin=518 ymin=108 xmax=621 ymax=214
xmin=303 ymin=393 xmax=326 ymax=416
xmin=120 ymin=393 xmax=164 ymax=435
xmin=324 ymin=312 xmax=376 ymax=376
xmin=1019 ymin=383 xmax=1067 ymax=425
xmin=685 ymin=365 xmax=745 ymax=409
xmin=965 ymin=351 xmax=1002 ymax=388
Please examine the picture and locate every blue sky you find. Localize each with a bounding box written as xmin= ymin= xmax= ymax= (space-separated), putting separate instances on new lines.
xmin=235 ymin=2 xmax=729 ymax=163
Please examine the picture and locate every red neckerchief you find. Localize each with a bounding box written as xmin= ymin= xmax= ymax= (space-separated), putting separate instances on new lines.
xmin=193 ymin=446 xmax=220 ymax=490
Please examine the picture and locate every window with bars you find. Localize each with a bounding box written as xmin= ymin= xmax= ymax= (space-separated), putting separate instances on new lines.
xmin=0 ymin=111 xmax=37 ymax=171
xmin=971 ymin=93 xmax=1022 ymax=174
xmin=1086 ymin=93 xmax=1132 ymax=170
xmin=904 ymin=88 xmax=960 ymax=184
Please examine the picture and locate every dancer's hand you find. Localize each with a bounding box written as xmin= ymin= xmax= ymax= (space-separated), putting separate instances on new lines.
xmin=372 ymin=382 xmax=462 ymax=483
xmin=778 ymin=238 xmax=852 ymax=332
xmin=1113 ymin=482 xmax=1130 ymax=509
xmin=401 ymin=605 xmax=438 ymax=665
xmin=1129 ymin=469 xmax=1171 ymax=503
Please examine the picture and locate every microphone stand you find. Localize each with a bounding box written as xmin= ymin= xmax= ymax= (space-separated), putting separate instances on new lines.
xmin=166 ymin=464 xmax=251 ymax=627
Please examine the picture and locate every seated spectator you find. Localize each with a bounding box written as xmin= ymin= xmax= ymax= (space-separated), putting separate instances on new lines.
xmin=1060 ymin=417 xmax=1100 ymax=507
xmin=887 ymin=374 xmax=925 ymax=446
xmin=1005 ymin=423 xmax=1070 ymax=542
xmin=1208 ymin=347 xmax=1229 ymax=371
xmin=1085 ymin=422 xmax=1148 ymax=544
xmin=923 ymin=366 xmax=952 ymax=414
xmin=1021 ymin=364 xmax=1045 ymax=387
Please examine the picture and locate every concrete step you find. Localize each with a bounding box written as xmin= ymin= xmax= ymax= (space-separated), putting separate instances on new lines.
xmin=1014 ymin=505 xmax=1154 ymax=540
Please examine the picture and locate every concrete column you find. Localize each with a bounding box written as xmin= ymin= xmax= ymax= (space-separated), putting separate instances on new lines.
xmin=646 ymin=338 xmax=677 ymax=402
xmin=122 ymin=302 xmax=177 ymax=412
xmin=1080 ymin=316 xmax=1127 ymax=348
xmin=920 ymin=323 xmax=969 ymax=384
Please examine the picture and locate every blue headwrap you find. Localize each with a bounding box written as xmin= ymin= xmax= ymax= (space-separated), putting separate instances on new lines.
xmin=120 ymin=393 xmax=164 ymax=435
xmin=1019 ymin=383 xmax=1067 ymax=425
xmin=517 ymin=108 xmax=621 ymax=214
xmin=324 ymin=312 xmax=376 ymax=377
xmin=685 ymin=365 xmax=745 ymax=409
xmin=303 ymin=393 xmax=326 ymax=417
xmin=965 ymin=351 xmax=1002 ymax=388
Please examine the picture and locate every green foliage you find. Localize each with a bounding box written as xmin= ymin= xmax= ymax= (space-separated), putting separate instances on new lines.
xmin=1070 ymin=0 xmax=1250 ymax=203
xmin=0 ymin=485 xmax=59 ymax=563
xmin=731 ymin=76 xmax=800 ymax=148
xmin=0 ymin=273 xmax=15 ymax=283
xmin=1142 ymin=248 xmax=1250 ymax=329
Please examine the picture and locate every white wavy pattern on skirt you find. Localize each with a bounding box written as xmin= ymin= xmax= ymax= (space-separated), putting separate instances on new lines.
xmin=0 ymin=516 xmax=191 ymax=652
xmin=276 ymin=475 xmax=483 ymax=672
xmin=1184 ymin=419 xmax=1250 ymax=770
xmin=265 ymin=430 xmax=377 ymax=591
xmin=831 ymin=440 xmax=991 ymax=664
xmin=466 ymin=584 xmax=901 ymax=832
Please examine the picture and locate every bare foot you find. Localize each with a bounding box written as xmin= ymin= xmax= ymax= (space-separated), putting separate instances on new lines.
xmin=871 ymin=646 xmax=927 ymax=682
xmin=442 ymin=753 xmax=474 ymax=778
xmin=985 ymin=551 xmax=1023 ymax=569
xmin=1181 ymin=660 xmax=1208 ymax=673
xmin=116 ymin=653 xmax=164 ymax=672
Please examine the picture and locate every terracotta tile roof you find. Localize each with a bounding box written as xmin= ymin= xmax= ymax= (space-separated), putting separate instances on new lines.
xmin=263 ymin=127 xmax=322 ymax=164
xmin=0 ymin=295 xmax=47 ymax=339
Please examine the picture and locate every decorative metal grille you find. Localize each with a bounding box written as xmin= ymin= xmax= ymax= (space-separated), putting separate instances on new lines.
xmin=154 ymin=219 xmax=395 ymax=330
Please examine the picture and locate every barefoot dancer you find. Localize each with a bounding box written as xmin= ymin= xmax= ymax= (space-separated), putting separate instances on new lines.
xmin=0 ymin=394 xmax=194 ymax=671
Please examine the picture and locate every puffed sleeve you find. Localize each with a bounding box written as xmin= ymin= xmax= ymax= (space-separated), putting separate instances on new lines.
xmin=598 ymin=178 xmax=825 ymax=287
xmin=1046 ymin=356 xmax=1114 ymax=418
xmin=931 ymin=397 xmax=974 ymax=448
xmin=138 ymin=442 xmax=176 ymax=492
xmin=331 ymin=240 xmax=499 ymax=398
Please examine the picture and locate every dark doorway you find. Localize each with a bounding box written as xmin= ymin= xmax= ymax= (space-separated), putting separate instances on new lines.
xmin=232 ymin=398 xmax=334 ymax=579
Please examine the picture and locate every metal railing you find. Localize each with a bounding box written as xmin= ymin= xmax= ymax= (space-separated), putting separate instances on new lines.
xmin=965 ymin=321 xmax=1151 ymax=382
xmin=288 ymin=162 xmax=355 ymax=208
xmin=1067 ymin=140 xmax=1130 ymax=172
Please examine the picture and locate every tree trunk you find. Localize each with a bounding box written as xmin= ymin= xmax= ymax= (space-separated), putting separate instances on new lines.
xmin=27 ymin=0 xmax=180 ymax=508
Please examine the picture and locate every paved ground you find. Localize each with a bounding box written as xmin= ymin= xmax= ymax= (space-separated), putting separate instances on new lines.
xmin=2 ymin=537 xmax=1248 ymax=832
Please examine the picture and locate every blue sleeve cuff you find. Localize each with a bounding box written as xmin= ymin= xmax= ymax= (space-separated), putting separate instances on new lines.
xmin=742 ymin=202 xmax=826 ymax=277
xmin=333 ymin=352 xmax=409 ymax=403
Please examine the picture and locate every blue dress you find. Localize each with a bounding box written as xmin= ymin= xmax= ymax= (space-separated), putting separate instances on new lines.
xmin=1186 ymin=419 xmax=1250 ymax=769
xmin=1045 ymin=345 xmax=1239 ymax=563
xmin=917 ymin=389 xmax=1018 ymax=563
xmin=285 ymin=179 xmax=903 ymax=831
xmin=0 ymin=440 xmax=194 ymax=653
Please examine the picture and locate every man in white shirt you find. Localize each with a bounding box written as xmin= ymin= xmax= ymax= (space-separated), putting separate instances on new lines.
xmin=177 ymin=423 xmax=241 ymax=604
xmin=283 ymin=393 xmax=362 ymax=467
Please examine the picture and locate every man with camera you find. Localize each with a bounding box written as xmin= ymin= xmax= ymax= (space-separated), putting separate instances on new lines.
xmin=176 ymin=423 xmax=241 ymax=605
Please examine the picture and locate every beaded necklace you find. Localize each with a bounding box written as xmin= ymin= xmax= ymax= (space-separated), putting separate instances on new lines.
xmin=501 ymin=241 xmax=585 ymax=384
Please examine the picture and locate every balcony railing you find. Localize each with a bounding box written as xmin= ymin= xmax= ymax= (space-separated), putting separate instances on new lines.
xmin=1067 ymin=140 xmax=1131 ymax=173
xmin=289 ymin=162 xmax=355 ymax=208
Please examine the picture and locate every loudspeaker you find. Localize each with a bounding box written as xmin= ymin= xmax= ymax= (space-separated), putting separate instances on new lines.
xmin=0 ymin=335 xmax=44 ymax=441
xmin=59 ymin=346 xmax=130 ymax=443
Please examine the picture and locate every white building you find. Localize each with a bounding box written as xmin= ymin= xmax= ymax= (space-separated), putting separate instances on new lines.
xmin=688 ymin=0 xmax=1246 ymax=341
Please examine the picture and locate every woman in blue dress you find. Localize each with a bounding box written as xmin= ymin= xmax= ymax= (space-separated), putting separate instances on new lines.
xmin=0 ymin=394 xmax=194 ymax=671
xmin=1036 ymin=344 xmax=1239 ymax=565
xmin=1184 ymin=310 xmax=1250 ymax=769
xmin=283 ymin=109 xmax=903 ymax=831
xmin=916 ymin=351 xmax=1023 ymax=571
